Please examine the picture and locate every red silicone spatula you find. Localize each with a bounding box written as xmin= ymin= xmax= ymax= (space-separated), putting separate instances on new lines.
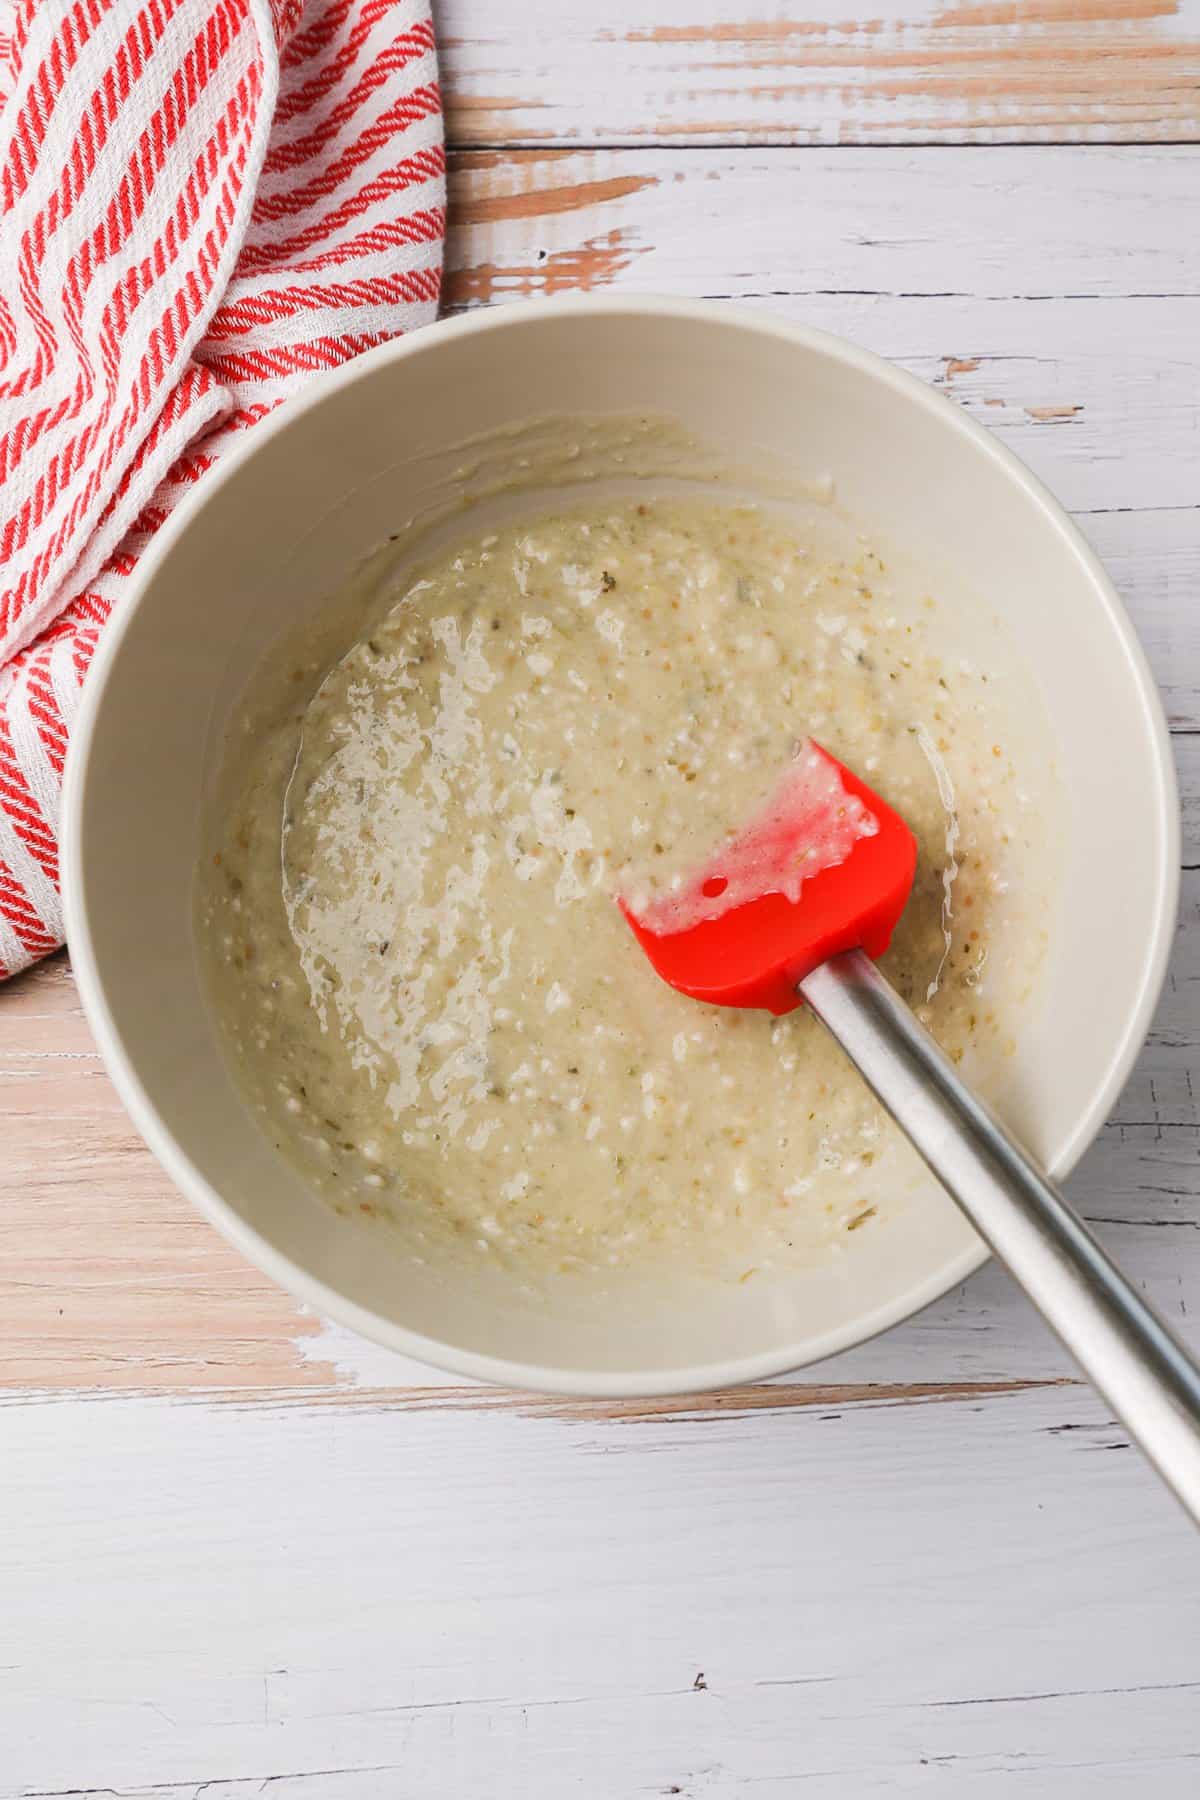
xmin=621 ymin=740 xmax=1200 ymax=1523
xmin=621 ymin=741 xmax=918 ymax=1015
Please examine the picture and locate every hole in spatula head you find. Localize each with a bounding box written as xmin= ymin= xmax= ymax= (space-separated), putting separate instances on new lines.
xmin=620 ymin=743 xmax=918 ymax=1014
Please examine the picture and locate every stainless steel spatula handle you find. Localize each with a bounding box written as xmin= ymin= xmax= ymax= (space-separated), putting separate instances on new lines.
xmin=800 ymin=948 xmax=1200 ymax=1526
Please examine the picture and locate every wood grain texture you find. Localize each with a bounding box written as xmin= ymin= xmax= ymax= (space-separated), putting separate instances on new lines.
xmin=5 ymin=15 xmax=1200 ymax=1797
xmin=2 ymin=1385 xmax=1197 ymax=1800
xmin=437 ymin=0 xmax=1200 ymax=145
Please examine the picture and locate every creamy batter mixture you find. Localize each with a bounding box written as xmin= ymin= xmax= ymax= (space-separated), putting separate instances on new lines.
xmin=199 ymin=496 xmax=1054 ymax=1276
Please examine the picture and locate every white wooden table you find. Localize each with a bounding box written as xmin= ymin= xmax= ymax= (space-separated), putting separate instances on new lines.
xmin=4 ymin=5 xmax=1200 ymax=1793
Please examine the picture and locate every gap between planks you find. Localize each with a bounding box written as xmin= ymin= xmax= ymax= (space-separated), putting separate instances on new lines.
xmin=0 ymin=1376 xmax=1077 ymax=1418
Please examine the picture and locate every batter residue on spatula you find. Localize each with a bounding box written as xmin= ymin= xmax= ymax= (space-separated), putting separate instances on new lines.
xmin=624 ymin=739 xmax=879 ymax=934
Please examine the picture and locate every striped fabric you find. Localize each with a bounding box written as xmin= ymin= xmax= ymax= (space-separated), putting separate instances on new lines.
xmin=0 ymin=0 xmax=445 ymax=977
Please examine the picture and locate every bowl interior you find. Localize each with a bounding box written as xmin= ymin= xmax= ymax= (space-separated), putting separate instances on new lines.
xmin=67 ymin=302 xmax=1176 ymax=1390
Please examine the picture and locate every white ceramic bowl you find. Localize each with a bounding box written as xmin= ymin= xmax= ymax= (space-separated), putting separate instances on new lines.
xmin=63 ymin=297 xmax=1179 ymax=1395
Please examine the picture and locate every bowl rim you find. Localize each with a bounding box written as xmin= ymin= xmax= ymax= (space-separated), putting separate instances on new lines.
xmin=62 ymin=294 xmax=1182 ymax=1397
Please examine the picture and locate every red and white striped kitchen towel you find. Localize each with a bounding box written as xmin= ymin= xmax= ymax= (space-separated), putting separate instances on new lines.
xmin=0 ymin=0 xmax=445 ymax=978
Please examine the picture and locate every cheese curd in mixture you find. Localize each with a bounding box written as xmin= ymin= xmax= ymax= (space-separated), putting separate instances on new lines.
xmin=199 ymin=497 xmax=1053 ymax=1275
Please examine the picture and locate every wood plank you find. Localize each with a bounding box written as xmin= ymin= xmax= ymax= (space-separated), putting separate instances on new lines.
xmin=437 ymin=0 xmax=1200 ymax=146
xmin=445 ymin=144 xmax=1200 ymax=304
xmin=1 ymin=1384 xmax=1196 ymax=1799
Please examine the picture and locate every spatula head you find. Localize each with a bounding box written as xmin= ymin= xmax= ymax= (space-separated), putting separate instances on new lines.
xmin=620 ymin=741 xmax=917 ymax=1016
